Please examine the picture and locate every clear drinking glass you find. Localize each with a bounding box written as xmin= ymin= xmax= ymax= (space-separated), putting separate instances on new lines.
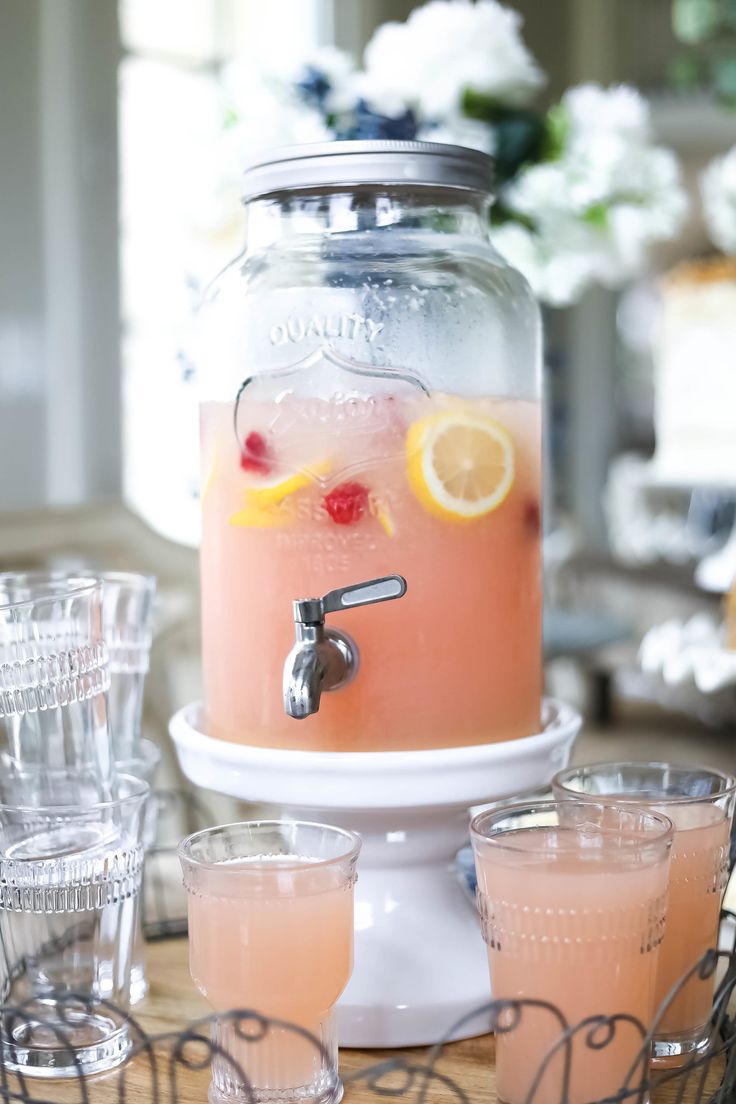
xmin=552 ymin=762 xmax=736 ymax=1065
xmin=0 ymin=774 xmax=149 ymax=1078
xmin=179 ymin=820 xmax=361 ymax=1104
xmin=96 ymin=572 xmax=156 ymax=761
xmin=471 ymin=800 xmax=673 ymax=1104
xmin=0 ymin=574 xmax=114 ymax=805
xmin=116 ymin=737 xmax=162 ymax=1005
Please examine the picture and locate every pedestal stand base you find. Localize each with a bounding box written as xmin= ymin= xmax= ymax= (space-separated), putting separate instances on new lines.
xmin=170 ymin=700 xmax=581 ymax=1048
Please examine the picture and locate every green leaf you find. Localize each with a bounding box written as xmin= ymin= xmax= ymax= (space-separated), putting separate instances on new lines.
xmin=544 ymin=103 xmax=570 ymax=160
xmin=223 ymin=106 xmax=240 ymax=129
xmin=672 ymin=0 xmax=719 ymax=43
xmin=668 ymin=52 xmax=706 ymax=88
xmin=461 ymin=87 xmax=504 ymax=122
xmin=583 ymin=203 xmax=609 ymax=229
xmin=492 ymin=110 xmax=547 ymax=185
xmin=713 ymin=53 xmax=736 ymax=103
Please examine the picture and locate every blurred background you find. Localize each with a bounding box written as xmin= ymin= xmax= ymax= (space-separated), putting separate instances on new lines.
xmin=1 ymin=0 xmax=736 ymax=788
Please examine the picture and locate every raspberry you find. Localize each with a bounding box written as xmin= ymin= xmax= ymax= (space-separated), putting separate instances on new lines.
xmin=523 ymin=498 xmax=541 ymax=535
xmin=240 ymin=431 xmax=272 ymax=474
xmin=323 ymin=481 xmax=369 ymax=525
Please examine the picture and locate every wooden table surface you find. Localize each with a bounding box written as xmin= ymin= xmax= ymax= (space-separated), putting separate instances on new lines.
xmin=2 ymin=937 xmax=726 ymax=1103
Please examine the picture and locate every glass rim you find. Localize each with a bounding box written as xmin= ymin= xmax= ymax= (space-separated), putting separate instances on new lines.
xmin=115 ymin=738 xmax=161 ymax=773
xmin=470 ymin=798 xmax=674 ymax=855
xmin=178 ymin=818 xmax=362 ymax=873
xmin=0 ymin=573 xmax=101 ymax=613
xmin=552 ymin=760 xmax=736 ymax=806
xmin=89 ymin=570 xmax=157 ymax=591
xmin=0 ymin=773 xmax=149 ymax=816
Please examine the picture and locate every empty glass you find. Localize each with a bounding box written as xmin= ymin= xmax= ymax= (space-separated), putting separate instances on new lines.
xmin=0 ymin=574 xmax=114 ymax=805
xmin=179 ymin=820 xmax=361 ymax=1104
xmin=471 ymin=800 xmax=673 ymax=1104
xmin=0 ymin=774 xmax=149 ymax=1078
xmin=96 ymin=572 xmax=156 ymax=761
xmin=553 ymin=762 xmax=736 ymax=1065
xmin=116 ymin=737 xmax=162 ymax=1005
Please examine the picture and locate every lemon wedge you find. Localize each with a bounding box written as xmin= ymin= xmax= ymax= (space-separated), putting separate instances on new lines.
xmin=245 ymin=459 xmax=332 ymax=510
xmin=370 ymin=494 xmax=396 ymax=538
xmin=200 ymin=448 xmax=219 ymax=504
xmin=406 ymin=411 xmax=514 ymax=521
xmin=228 ymin=504 xmax=290 ymax=529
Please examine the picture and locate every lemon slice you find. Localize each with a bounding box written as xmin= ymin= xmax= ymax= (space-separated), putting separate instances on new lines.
xmin=245 ymin=458 xmax=332 ymax=510
xmin=406 ymin=411 xmax=514 ymax=521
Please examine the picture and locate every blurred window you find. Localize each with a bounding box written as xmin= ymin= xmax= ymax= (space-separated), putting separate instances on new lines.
xmin=119 ymin=0 xmax=325 ymax=544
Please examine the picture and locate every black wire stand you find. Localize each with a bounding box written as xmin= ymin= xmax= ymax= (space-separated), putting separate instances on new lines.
xmin=1 ymin=791 xmax=736 ymax=1104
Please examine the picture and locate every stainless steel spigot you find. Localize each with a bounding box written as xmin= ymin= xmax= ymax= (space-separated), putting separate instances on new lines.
xmin=283 ymin=575 xmax=407 ymax=720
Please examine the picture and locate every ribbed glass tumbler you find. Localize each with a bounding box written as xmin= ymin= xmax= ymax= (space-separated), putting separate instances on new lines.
xmin=96 ymin=572 xmax=156 ymax=761
xmin=0 ymin=774 xmax=149 ymax=1078
xmin=0 ymin=574 xmax=115 ymax=806
xmin=471 ymin=800 xmax=674 ymax=1104
xmin=179 ymin=821 xmax=361 ymax=1104
xmin=553 ymin=762 xmax=736 ymax=1065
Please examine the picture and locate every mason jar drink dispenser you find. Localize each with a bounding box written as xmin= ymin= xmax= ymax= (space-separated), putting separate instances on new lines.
xmin=197 ymin=140 xmax=542 ymax=752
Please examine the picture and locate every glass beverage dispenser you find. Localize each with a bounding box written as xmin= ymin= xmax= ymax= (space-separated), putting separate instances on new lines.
xmin=197 ymin=141 xmax=541 ymax=752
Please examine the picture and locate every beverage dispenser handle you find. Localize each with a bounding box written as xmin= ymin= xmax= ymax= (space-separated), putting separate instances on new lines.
xmin=293 ymin=575 xmax=407 ymax=626
xmin=323 ymin=575 xmax=407 ymax=615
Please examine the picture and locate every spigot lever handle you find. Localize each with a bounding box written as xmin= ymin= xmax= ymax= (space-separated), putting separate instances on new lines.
xmin=293 ymin=575 xmax=407 ymax=625
xmin=322 ymin=575 xmax=407 ymax=615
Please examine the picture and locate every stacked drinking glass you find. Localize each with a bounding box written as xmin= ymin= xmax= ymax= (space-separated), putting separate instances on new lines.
xmin=0 ymin=571 xmax=156 ymax=1078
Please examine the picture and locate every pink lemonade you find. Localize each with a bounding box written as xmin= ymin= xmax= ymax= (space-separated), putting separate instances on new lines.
xmin=187 ymin=857 xmax=354 ymax=1091
xmin=653 ymin=804 xmax=730 ymax=1036
xmin=474 ymin=827 xmax=670 ymax=1104
xmin=200 ymin=393 xmax=541 ymax=751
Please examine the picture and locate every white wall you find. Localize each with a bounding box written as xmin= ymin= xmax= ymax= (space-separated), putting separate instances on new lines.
xmin=0 ymin=0 xmax=121 ymax=513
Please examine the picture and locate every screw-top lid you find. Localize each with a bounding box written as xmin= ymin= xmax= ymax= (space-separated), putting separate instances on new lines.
xmin=241 ymin=140 xmax=494 ymax=201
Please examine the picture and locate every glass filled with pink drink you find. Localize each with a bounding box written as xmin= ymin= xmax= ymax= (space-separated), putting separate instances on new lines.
xmin=179 ymin=820 xmax=360 ymax=1104
xmin=553 ymin=763 xmax=736 ymax=1066
xmin=471 ymin=799 xmax=673 ymax=1104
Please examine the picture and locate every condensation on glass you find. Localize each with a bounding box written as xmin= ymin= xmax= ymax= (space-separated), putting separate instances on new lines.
xmin=196 ymin=140 xmax=542 ymax=753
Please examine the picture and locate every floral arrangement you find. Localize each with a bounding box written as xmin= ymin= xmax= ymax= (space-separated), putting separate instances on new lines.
xmin=701 ymin=145 xmax=736 ymax=254
xmin=221 ymin=0 xmax=688 ymax=306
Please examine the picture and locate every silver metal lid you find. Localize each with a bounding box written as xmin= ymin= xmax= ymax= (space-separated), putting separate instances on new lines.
xmin=241 ymin=140 xmax=494 ymax=201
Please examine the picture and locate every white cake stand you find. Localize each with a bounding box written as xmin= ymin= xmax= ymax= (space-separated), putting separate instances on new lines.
xmin=169 ymin=698 xmax=581 ymax=1048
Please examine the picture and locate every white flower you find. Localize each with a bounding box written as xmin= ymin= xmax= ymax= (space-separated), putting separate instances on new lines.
xmin=701 ymin=146 xmax=736 ymax=254
xmin=417 ymin=115 xmax=497 ymax=154
xmin=498 ymin=84 xmax=688 ymax=302
xmin=219 ymin=91 xmax=332 ymax=181
xmin=345 ymin=71 xmax=414 ymax=120
xmin=363 ymin=0 xmax=543 ymax=121
xmin=563 ymin=84 xmax=650 ymax=143
xmin=492 ymin=222 xmax=598 ymax=306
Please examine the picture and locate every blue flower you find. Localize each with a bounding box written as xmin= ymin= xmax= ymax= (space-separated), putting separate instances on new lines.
xmin=336 ymin=100 xmax=419 ymax=141
xmin=295 ymin=65 xmax=333 ymax=110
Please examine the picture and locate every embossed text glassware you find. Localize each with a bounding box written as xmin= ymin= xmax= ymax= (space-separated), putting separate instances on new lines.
xmin=196 ymin=140 xmax=542 ymax=752
xmin=0 ymin=774 xmax=149 ymax=1078
xmin=470 ymin=800 xmax=673 ymax=1104
xmin=179 ymin=820 xmax=361 ymax=1104
xmin=0 ymin=574 xmax=115 ymax=805
xmin=552 ymin=762 xmax=736 ymax=1066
